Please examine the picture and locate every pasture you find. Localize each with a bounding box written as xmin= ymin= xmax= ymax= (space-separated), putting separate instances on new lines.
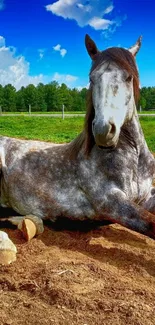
xmin=0 ymin=114 xmax=155 ymax=325
xmin=0 ymin=115 xmax=155 ymax=152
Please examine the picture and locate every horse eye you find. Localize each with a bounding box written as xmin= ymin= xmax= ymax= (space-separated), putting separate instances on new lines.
xmin=126 ymin=75 xmax=132 ymax=82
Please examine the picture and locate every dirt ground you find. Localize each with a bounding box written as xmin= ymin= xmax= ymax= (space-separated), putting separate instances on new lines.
xmin=1 ymin=217 xmax=155 ymax=325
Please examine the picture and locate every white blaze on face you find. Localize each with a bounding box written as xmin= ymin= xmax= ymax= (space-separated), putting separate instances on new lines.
xmin=91 ymin=62 xmax=135 ymax=141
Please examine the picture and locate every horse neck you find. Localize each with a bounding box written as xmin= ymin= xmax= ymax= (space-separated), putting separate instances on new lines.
xmin=121 ymin=112 xmax=149 ymax=155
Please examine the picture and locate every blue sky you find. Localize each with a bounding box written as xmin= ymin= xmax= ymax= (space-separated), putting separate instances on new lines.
xmin=0 ymin=0 xmax=155 ymax=89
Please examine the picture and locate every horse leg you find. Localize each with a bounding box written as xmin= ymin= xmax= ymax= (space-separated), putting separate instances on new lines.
xmin=142 ymin=187 xmax=155 ymax=215
xmin=0 ymin=215 xmax=44 ymax=240
xmin=0 ymin=212 xmax=44 ymax=263
xmin=95 ymin=189 xmax=155 ymax=239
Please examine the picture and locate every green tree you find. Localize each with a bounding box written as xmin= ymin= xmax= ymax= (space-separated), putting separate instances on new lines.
xmin=16 ymin=86 xmax=26 ymax=111
xmin=3 ymin=84 xmax=16 ymax=111
xmin=44 ymin=82 xmax=60 ymax=111
xmin=149 ymin=87 xmax=155 ymax=109
xmin=59 ymin=83 xmax=73 ymax=111
xmin=79 ymin=87 xmax=88 ymax=111
xmin=70 ymin=88 xmax=83 ymax=111
xmin=139 ymin=96 xmax=146 ymax=110
xmin=140 ymin=87 xmax=155 ymax=110
xmin=24 ymin=84 xmax=38 ymax=111
xmin=36 ymin=83 xmax=47 ymax=112
xmin=0 ymin=85 xmax=3 ymax=109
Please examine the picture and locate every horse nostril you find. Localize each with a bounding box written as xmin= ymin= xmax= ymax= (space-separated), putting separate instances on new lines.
xmin=92 ymin=120 xmax=96 ymax=130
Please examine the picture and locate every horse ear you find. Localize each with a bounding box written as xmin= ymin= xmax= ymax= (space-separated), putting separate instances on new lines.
xmin=128 ymin=36 xmax=142 ymax=56
xmin=85 ymin=34 xmax=99 ymax=60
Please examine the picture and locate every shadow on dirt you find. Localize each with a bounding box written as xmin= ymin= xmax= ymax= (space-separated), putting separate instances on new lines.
xmin=40 ymin=221 xmax=155 ymax=277
xmin=0 ymin=207 xmax=112 ymax=231
xmin=1 ymin=207 xmax=155 ymax=277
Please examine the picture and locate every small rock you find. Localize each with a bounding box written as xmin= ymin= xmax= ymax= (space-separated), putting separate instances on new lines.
xmin=0 ymin=231 xmax=17 ymax=265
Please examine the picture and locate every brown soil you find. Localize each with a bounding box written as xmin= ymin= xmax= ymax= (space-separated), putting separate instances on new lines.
xmin=1 ymin=221 xmax=155 ymax=325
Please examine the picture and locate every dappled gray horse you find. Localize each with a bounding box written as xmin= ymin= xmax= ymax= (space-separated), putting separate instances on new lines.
xmin=0 ymin=35 xmax=155 ymax=238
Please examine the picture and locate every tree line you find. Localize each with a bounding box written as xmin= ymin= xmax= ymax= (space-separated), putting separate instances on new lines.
xmin=0 ymin=82 xmax=87 ymax=112
xmin=139 ymin=87 xmax=155 ymax=110
xmin=0 ymin=82 xmax=154 ymax=112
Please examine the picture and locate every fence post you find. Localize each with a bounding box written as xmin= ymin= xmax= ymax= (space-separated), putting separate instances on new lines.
xmin=29 ymin=104 xmax=31 ymax=115
xmin=62 ymin=104 xmax=64 ymax=120
xmin=0 ymin=106 xmax=2 ymax=116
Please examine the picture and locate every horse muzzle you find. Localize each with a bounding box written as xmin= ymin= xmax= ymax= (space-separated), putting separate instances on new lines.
xmin=92 ymin=119 xmax=118 ymax=148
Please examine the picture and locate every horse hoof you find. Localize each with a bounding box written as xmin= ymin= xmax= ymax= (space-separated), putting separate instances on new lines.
xmin=20 ymin=219 xmax=37 ymax=241
xmin=18 ymin=215 xmax=44 ymax=241
xmin=0 ymin=231 xmax=17 ymax=265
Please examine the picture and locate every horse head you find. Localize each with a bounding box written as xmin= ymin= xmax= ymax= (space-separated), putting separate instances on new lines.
xmin=85 ymin=34 xmax=142 ymax=149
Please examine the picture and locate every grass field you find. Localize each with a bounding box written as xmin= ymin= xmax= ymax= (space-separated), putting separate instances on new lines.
xmin=139 ymin=116 xmax=155 ymax=152
xmin=139 ymin=111 xmax=155 ymax=114
xmin=0 ymin=111 xmax=85 ymax=115
xmin=0 ymin=115 xmax=154 ymax=151
xmin=0 ymin=116 xmax=84 ymax=143
xmin=1 ymin=110 xmax=155 ymax=115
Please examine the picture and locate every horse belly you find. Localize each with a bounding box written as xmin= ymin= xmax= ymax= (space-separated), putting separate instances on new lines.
xmin=50 ymin=185 xmax=95 ymax=220
xmin=1 ymin=169 xmax=95 ymax=221
xmin=0 ymin=137 xmax=95 ymax=220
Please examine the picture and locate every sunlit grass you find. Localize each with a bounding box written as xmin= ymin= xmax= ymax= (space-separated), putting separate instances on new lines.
xmin=0 ymin=115 xmax=154 ymax=152
xmin=0 ymin=116 xmax=84 ymax=143
xmin=1 ymin=111 xmax=85 ymax=115
xmin=139 ymin=116 xmax=155 ymax=152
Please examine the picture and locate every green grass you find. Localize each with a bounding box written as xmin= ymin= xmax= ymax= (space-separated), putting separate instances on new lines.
xmin=139 ymin=110 xmax=155 ymax=114
xmin=0 ymin=115 xmax=154 ymax=152
xmin=139 ymin=116 xmax=155 ymax=152
xmin=0 ymin=116 xmax=84 ymax=143
xmin=1 ymin=111 xmax=85 ymax=115
xmin=1 ymin=110 xmax=155 ymax=115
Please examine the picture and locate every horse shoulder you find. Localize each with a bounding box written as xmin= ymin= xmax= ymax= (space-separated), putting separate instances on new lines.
xmin=137 ymin=145 xmax=155 ymax=201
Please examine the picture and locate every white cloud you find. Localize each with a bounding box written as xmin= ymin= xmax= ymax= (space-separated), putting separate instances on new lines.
xmin=104 ymin=5 xmax=114 ymax=14
xmin=0 ymin=36 xmax=88 ymax=90
xmin=0 ymin=36 xmax=5 ymax=47
xmin=102 ymin=14 xmax=127 ymax=38
xmin=45 ymin=0 xmax=123 ymax=34
xmin=77 ymin=83 xmax=90 ymax=91
xmin=0 ymin=36 xmax=44 ymax=89
xmin=52 ymin=72 xmax=78 ymax=86
xmin=77 ymin=3 xmax=92 ymax=12
xmin=53 ymin=43 xmax=67 ymax=57
xmin=89 ymin=17 xmax=113 ymax=30
xmin=60 ymin=48 xmax=67 ymax=57
xmin=38 ymin=48 xmax=46 ymax=60
xmin=0 ymin=0 xmax=4 ymax=10
xmin=53 ymin=44 xmax=61 ymax=51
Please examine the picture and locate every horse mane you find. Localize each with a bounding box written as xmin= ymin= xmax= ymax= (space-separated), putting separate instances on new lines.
xmin=67 ymin=47 xmax=140 ymax=159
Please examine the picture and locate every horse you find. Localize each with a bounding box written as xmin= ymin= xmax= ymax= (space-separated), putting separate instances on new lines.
xmin=0 ymin=35 xmax=155 ymax=239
